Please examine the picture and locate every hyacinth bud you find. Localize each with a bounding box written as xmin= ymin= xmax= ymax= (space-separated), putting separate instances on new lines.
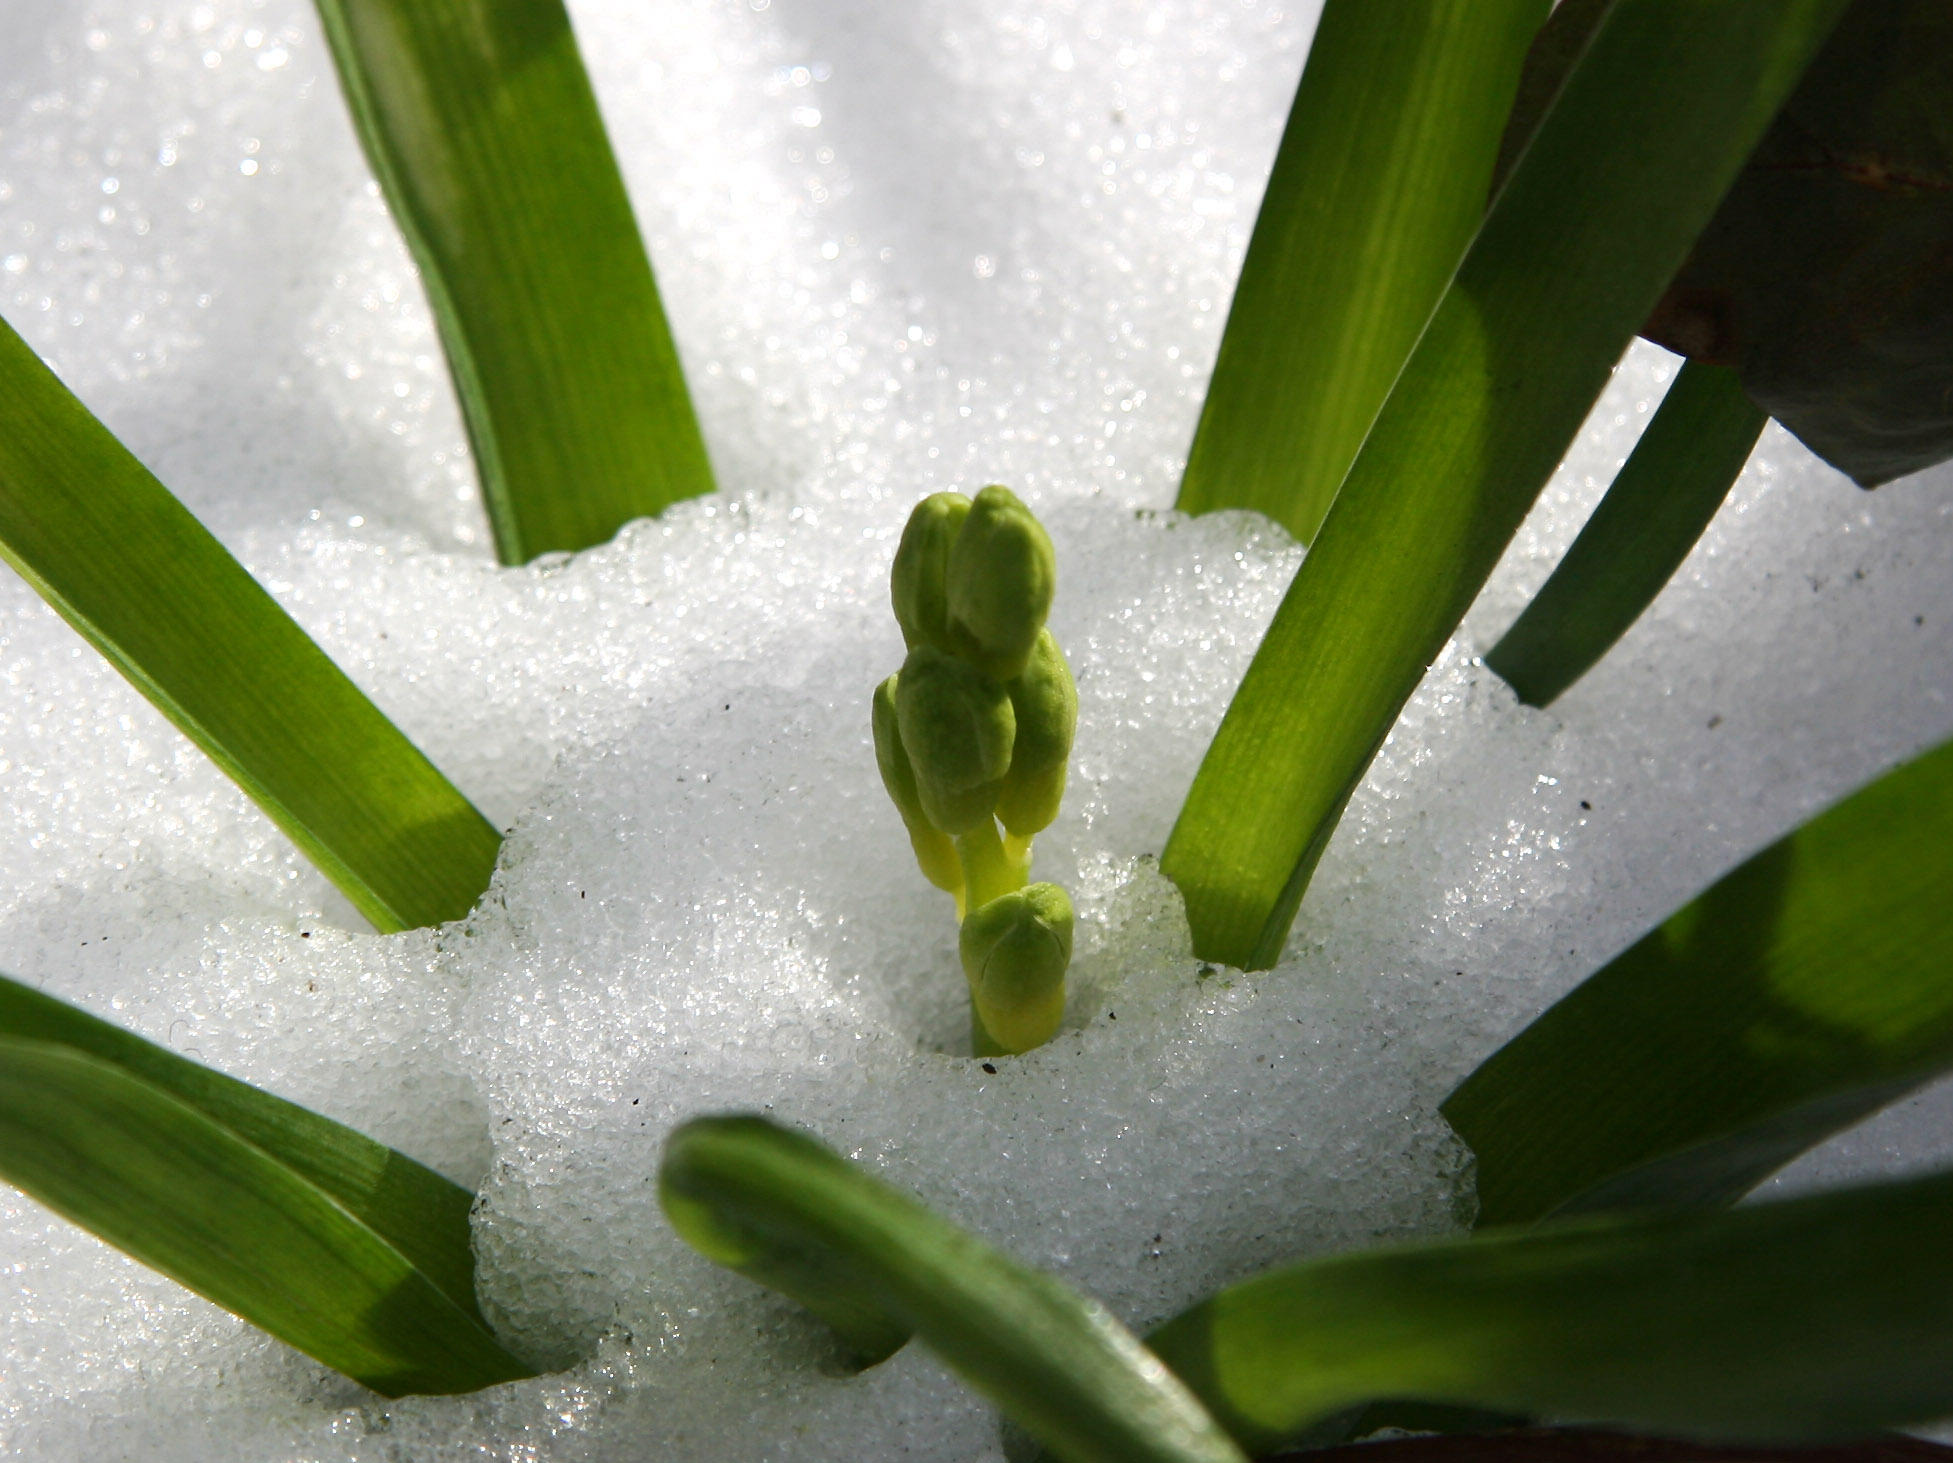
xmin=890 ymin=492 xmax=972 ymax=651
xmin=945 ymin=485 xmax=1055 ymax=683
xmin=871 ymin=676 xmax=962 ymax=893
xmin=959 ymin=882 xmax=1073 ymax=1055
xmin=893 ymin=646 xmax=1015 ymax=835
xmin=994 ymin=628 xmax=1076 ymax=838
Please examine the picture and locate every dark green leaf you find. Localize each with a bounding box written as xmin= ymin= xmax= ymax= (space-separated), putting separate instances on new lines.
xmin=1444 ymin=735 xmax=1953 ymax=1228
xmin=0 ymin=316 xmax=500 ymax=932
xmin=1147 ymin=1169 xmax=1953 ymax=1455
xmin=0 ymin=1028 xmax=531 ymax=1395
xmin=1175 ymin=0 xmax=1549 ymax=545
xmin=1643 ymin=0 xmax=1953 ymax=486
xmin=1488 ymin=0 xmax=1614 ymax=198
xmin=660 ymin=1114 xmax=1247 ymax=1463
xmin=312 ymin=0 xmax=715 ymax=564
xmin=1485 ymin=360 xmax=1767 ymax=707
xmin=1161 ymin=0 xmax=1848 ymax=970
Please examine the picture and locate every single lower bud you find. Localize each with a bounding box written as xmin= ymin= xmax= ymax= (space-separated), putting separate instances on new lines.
xmin=995 ymin=628 xmax=1076 ymax=837
xmin=959 ymin=882 xmax=1073 ymax=1055
xmin=890 ymin=492 xmax=971 ymax=651
xmin=894 ymin=646 xmax=1015 ymax=835
xmin=945 ymin=485 xmax=1056 ymax=683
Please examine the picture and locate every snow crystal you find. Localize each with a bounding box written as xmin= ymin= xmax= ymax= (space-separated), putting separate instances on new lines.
xmin=2 ymin=0 xmax=1951 ymax=1457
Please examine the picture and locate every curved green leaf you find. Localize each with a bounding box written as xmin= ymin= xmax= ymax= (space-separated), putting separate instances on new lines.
xmin=0 ymin=1032 xmax=532 ymax=1396
xmin=1175 ymin=0 xmax=1549 ymax=544
xmin=0 ymin=316 xmax=500 ymax=931
xmin=1162 ymin=0 xmax=1848 ymax=970
xmin=1147 ymin=1169 xmax=1953 ymax=1456
xmin=1445 ymin=735 xmax=1953 ymax=1229
xmin=1486 ymin=360 xmax=1767 ymax=708
xmin=0 ymin=972 xmax=485 ymax=1317
xmin=312 ymin=0 xmax=715 ymax=564
xmin=660 ymin=1115 xmax=1247 ymax=1463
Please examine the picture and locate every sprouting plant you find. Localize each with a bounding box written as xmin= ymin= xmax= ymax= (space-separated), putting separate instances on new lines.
xmin=872 ymin=488 xmax=1078 ymax=1055
xmin=3 ymin=0 xmax=1952 ymax=1454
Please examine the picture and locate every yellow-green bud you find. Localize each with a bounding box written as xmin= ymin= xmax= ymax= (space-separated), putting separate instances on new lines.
xmin=959 ymin=882 xmax=1072 ymax=1055
xmin=893 ymin=646 xmax=1015 ymax=835
xmin=995 ymin=628 xmax=1076 ymax=838
xmin=945 ymin=485 xmax=1055 ymax=682
xmin=890 ymin=492 xmax=971 ymax=652
xmin=872 ymin=676 xmax=961 ymax=893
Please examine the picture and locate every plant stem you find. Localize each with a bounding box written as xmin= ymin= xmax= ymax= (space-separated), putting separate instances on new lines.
xmin=956 ymin=820 xmax=1029 ymax=912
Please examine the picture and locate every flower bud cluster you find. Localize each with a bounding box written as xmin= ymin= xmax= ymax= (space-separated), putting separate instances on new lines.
xmin=873 ymin=487 xmax=1077 ymax=1056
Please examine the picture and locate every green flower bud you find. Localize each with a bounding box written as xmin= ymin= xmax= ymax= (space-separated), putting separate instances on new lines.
xmin=945 ymin=485 xmax=1055 ymax=682
xmin=959 ymin=882 xmax=1072 ymax=1055
xmin=893 ymin=646 xmax=1015 ymax=835
xmin=995 ymin=628 xmax=1076 ymax=838
xmin=890 ymin=492 xmax=971 ymax=651
xmin=872 ymin=676 xmax=962 ymax=893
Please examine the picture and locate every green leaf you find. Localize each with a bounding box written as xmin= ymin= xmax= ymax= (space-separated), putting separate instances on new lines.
xmin=0 ymin=315 xmax=501 ymax=932
xmin=1487 ymin=0 xmax=1615 ymax=198
xmin=1146 ymin=1169 xmax=1953 ymax=1455
xmin=1444 ymin=735 xmax=1953 ymax=1229
xmin=1175 ymin=0 xmax=1550 ymax=545
xmin=312 ymin=0 xmax=715 ymax=565
xmin=1161 ymin=0 xmax=1848 ymax=971
xmin=0 ymin=981 xmax=533 ymax=1395
xmin=660 ymin=1114 xmax=1248 ymax=1463
xmin=0 ymin=972 xmax=485 ymax=1315
xmin=1485 ymin=360 xmax=1767 ymax=708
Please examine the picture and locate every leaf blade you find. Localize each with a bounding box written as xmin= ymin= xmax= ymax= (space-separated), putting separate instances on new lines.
xmin=1444 ymin=735 xmax=1953 ymax=1228
xmin=1147 ymin=1170 xmax=1953 ymax=1455
xmin=312 ymin=0 xmax=715 ymax=564
xmin=1486 ymin=360 xmax=1768 ymax=707
xmin=660 ymin=1114 xmax=1248 ymax=1463
xmin=1175 ymin=0 xmax=1550 ymax=544
xmin=0 ymin=315 xmax=500 ymax=932
xmin=1162 ymin=0 xmax=1849 ymax=970
xmin=0 ymin=1035 xmax=532 ymax=1396
xmin=0 ymin=971 xmax=484 ymax=1319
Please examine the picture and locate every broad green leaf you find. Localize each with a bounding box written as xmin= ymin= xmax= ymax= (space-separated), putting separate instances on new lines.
xmin=660 ymin=1115 xmax=1247 ymax=1463
xmin=1175 ymin=0 xmax=1549 ymax=545
xmin=0 ymin=315 xmax=500 ymax=932
xmin=0 ymin=1033 xmax=532 ymax=1396
xmin=1444 ymin=736 xmax=1953 ymax=1229
xmin=1485 ymin=361 xmax=1767 ymax=708
xmin=0 ymin=972 xmax=485 ymax=1317
xmin=1161 ymin=0 xmax=1848 ymax=970
xmin=312 ymin=0 xmax=715 ymax=565
xmin=1146 ymin=1169 xmax=1953 ymax=1455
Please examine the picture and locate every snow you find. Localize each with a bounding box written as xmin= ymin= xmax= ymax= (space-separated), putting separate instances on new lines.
xmin=2 ymin=0 xmax=1952 ymax=1457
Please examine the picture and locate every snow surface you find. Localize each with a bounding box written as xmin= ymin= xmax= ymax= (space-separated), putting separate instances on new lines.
xmin=2 ymin=0 xmax=1952 ymax=1457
